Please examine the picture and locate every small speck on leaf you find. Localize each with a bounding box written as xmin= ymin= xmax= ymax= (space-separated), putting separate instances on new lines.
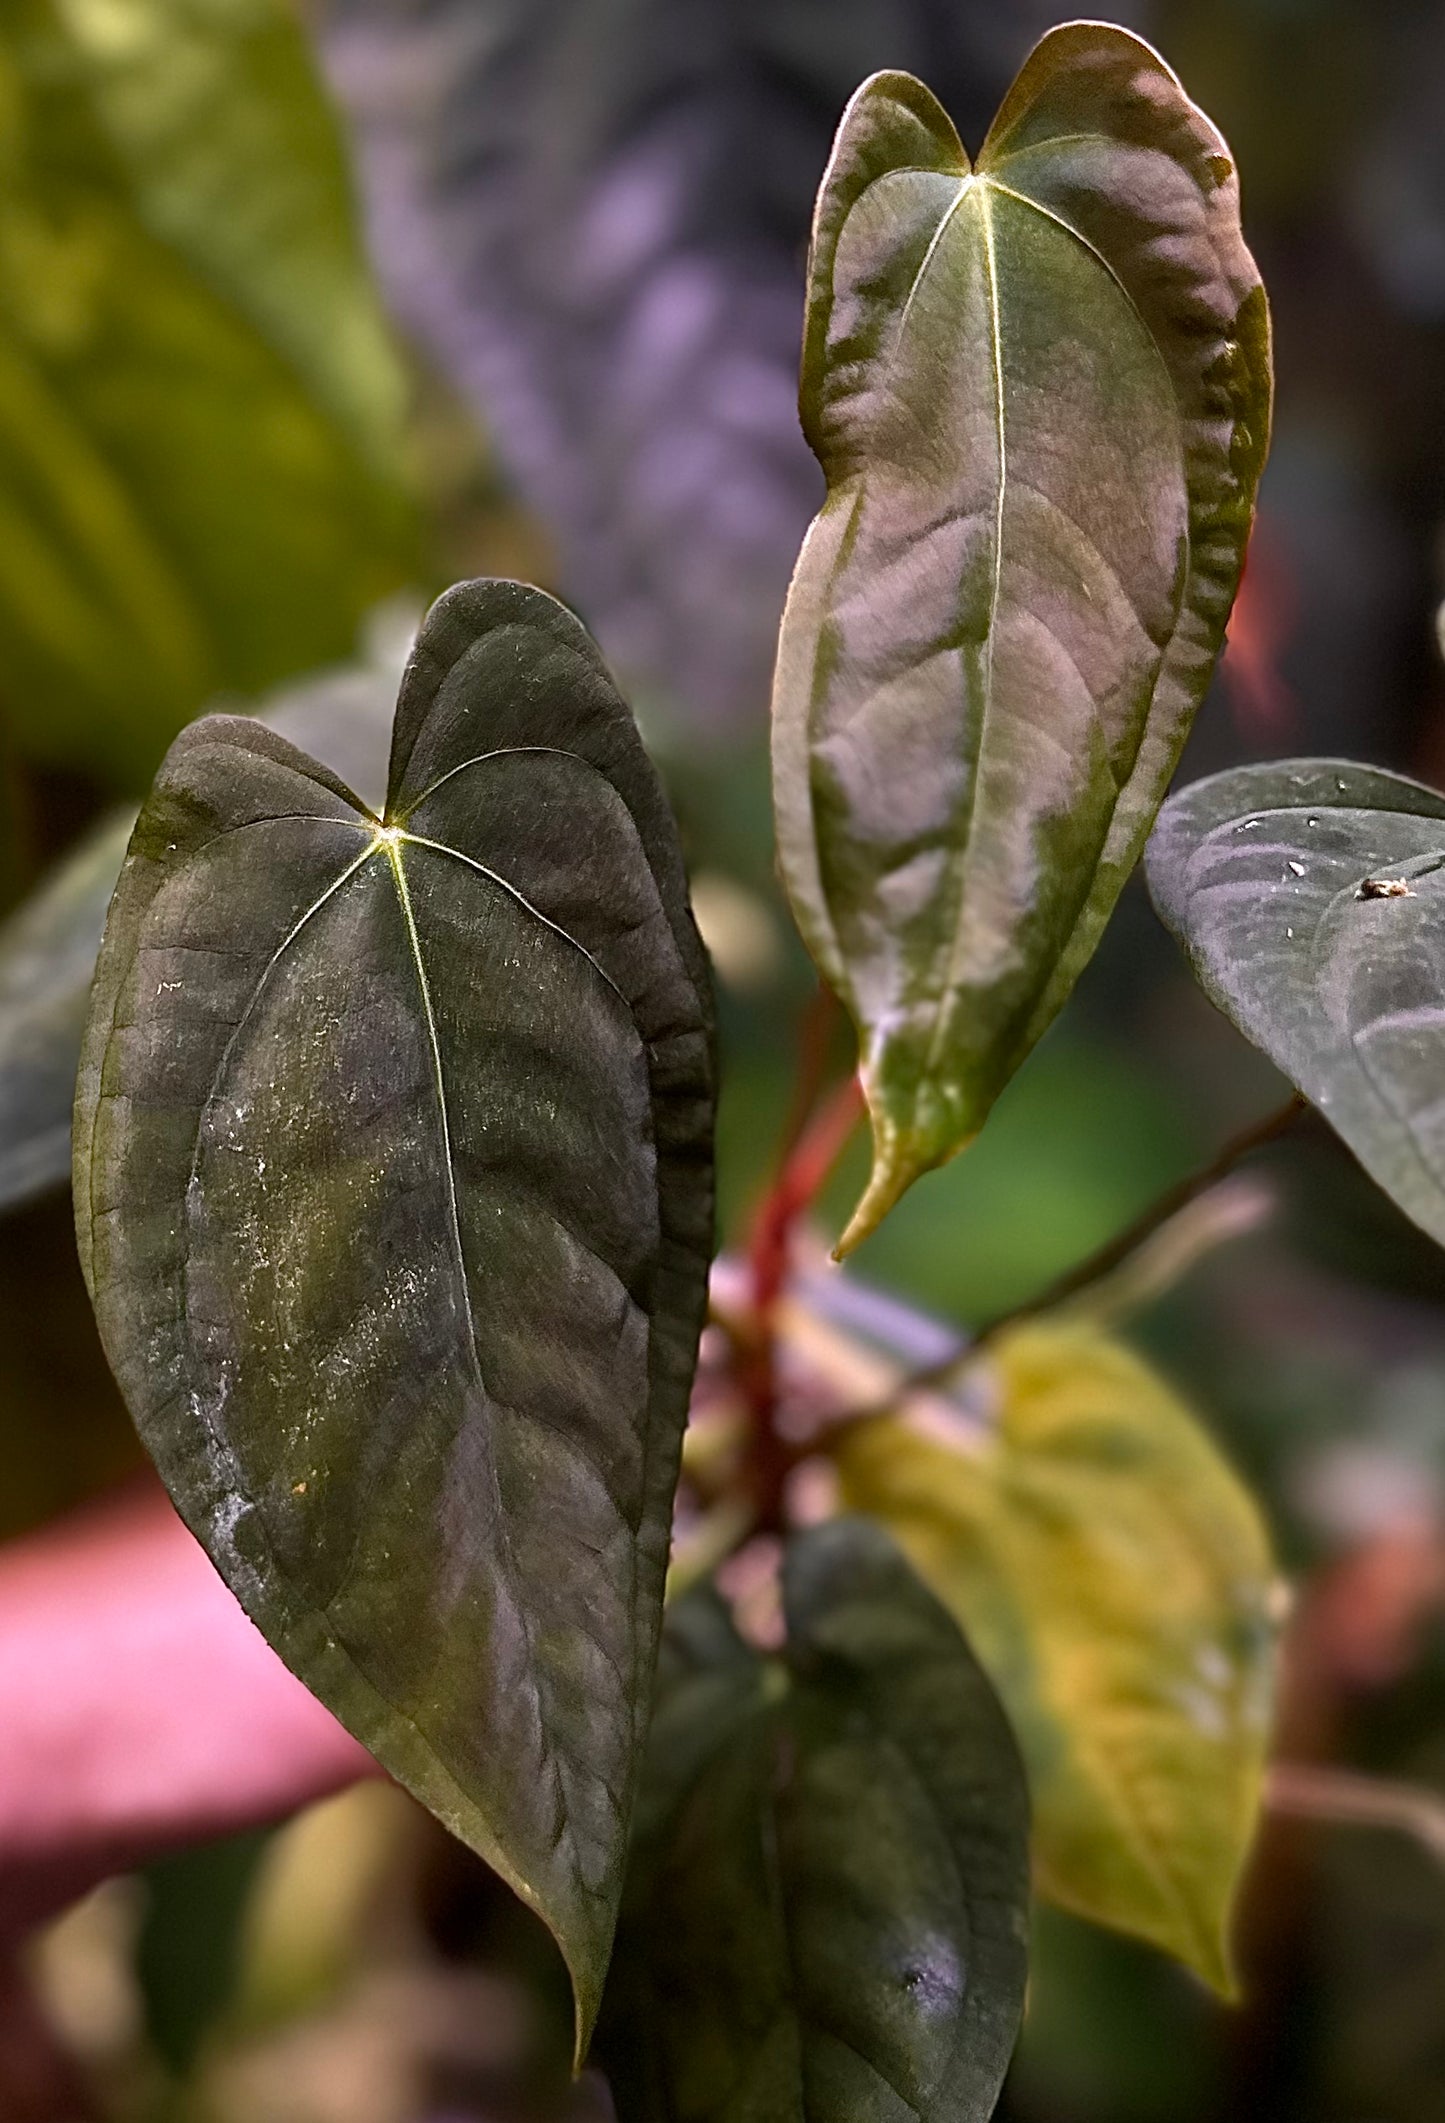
xmin=1358 ymin=877 xmax=1414 ymax=900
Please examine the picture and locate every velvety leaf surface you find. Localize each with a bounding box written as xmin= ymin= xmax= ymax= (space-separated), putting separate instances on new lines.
xmin=0 ymin=658 xmax=395 ymax=1218
xmin=74 ymin=581 xmax=716 ymax=2048
xmin=318 ymin=0 xmax=1112 ymax=737
xmin=599 ymin=1519 xmax=1030 ymax=2121
xmin=835 ymin=1324 xmax=1278 ymax=1993
xmin=0 ymin=0 xmax=416 ymax=777
xmin=771 ymin=24 xmax=1271 ymax=1250
xmin=1147 ymin=758 xmax=1445 ymax=1250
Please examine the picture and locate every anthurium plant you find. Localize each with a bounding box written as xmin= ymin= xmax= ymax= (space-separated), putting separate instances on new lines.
xmin=26 ymin=17 xmax=1444 ymax=2119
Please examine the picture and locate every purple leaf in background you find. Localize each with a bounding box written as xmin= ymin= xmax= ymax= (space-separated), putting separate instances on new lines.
xmin=318 ymin=0 xmax=1150 ymax=737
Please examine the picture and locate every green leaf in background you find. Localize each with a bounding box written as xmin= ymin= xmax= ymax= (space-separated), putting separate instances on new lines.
xmin=772 ymin=24 xmax=1271 ymax=1253
xmin=1147 ymin=758 xmax=1445 ymax=1251
xmin=0 ymin=804 xmax=133 ymax=1213
xmin=599 ymin=1519 xmax=1030 ymax=2122
xmin=74 ymin=580 xmax=716 ymax=2052
xmin=834 ymin=1322 xmax=1279 ymax=1995
xmin=0 ymin=632 xmax=400 ymax=1217
xmin=0 ymin=0 xmax=418 ymax=780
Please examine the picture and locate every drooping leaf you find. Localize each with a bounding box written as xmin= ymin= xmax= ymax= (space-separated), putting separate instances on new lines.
xmin=74 ymin=580 xmax=716 ymax=2051
xmin=598 ymin=1519 xmax=1030 ymax=2121
xmin=1147 ymin=758 xmax=1445 ymax=1251
xmin=771 ymin=24 xmax=1271 ymax=1252
xmin=834 ymin=1323 xmax=1278 ymax=1994
xmin=0 ymin=651 xmax=397 ymax=1218
xmin=318 ymin=0 xmax=1118 ymax=737
xmin=0 ymin=809 xmax=134 ymax=1215
xmin=0 ymin=0 xmax=417 ymax=778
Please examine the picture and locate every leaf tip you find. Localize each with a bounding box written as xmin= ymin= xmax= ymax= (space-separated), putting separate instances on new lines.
xmin=1193 ymin=1926 xmax=1243 ymax=2005
xmin=833 ymin=1111 xmax=976 ymax=1257
xmin=551 ymin=1914 xmax=610 ymax=2076
xmin=832 ymin=1140 xmax=907 ymax=1259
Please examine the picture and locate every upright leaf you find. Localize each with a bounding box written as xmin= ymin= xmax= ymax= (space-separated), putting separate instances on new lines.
xmin=772 ymin=24 xmax=1271 ymax=1251
xmin=599 ymin=1520 xmax=1030 ymax=2122
xmin=835 ymin=1323 xmax=1279 ymax=1993
xmin=74 ymin=580 xmax=716 ymax=2050
xmin=1147 ymin=758 xmax=1445 ymax=1249
xmin=0 ymin=653 xmax=396 ymax=1217
xmin=0 ymin=0 xmax=417 ymax=778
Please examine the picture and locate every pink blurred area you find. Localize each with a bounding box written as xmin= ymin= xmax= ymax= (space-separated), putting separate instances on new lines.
xmin=0 ymin=1476 xmax=378 ymax=1949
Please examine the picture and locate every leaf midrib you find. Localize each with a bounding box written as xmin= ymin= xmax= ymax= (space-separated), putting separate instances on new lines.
xmin=917 ymin=179 xmax=1006 ymax=1089
xmin=851 ymin=166 xmax=1190 ymax=1108
xmin=383 ymin=834 xmax=477 ymax=1387
xmin=171 ymin=815 xmax=637 ymax=1934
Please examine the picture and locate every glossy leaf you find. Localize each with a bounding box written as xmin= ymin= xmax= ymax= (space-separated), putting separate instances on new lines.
xmin=74 ymin=580 xmax=716 ymax=2050
xmin=319 ymin=0 xmax=1093 ymax=736
xmin=0 ymin=656 xmax=396 ymax=1218
xmin=599 ymin=1519 xmax=1030 ymax=2121
xmin=1148 ymin=758 xmax=1445 ymax=1251
xmin=0 ymin=0 xmax=417 ymax=778
xmin=772 ymin=24 xmax=1271 ymax=1251
xmin=835 ymin=1323 xmax=1278 ymax=1993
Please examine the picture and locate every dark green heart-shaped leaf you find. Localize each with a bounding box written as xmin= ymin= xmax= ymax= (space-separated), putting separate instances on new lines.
xmin=598 ymin=1519 xmax=1030 ymax=2121
xmin=74 ymin=580 xmax=716 ymax=2052
xmin=1147 ymin=757 xmax=1445 ymax=1249
xmin=0 ymin=655 xmax=396 ymax=1218
xmin=0 ymin=0 xmax=417 ymax=778
xmin=772 ymin=24 xmax=1271 ymax=1252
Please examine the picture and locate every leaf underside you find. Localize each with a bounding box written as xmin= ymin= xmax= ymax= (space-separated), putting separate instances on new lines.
xmin=598 ymin=1519 xmax=1030 ymax=2122
xmin=74 ymin=580 xmax=716 ymax=2052
xmin=1147 ymin=757 xmax=1445 ymax=1250
xmin=771 ymin=23 xmax=1271 ymax=1252
xmin=835 ymin=1323 xmax=1279 ymax=1994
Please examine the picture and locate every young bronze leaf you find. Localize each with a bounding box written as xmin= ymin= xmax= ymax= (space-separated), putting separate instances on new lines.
xmin=772 ymin=25 xmax=1271 ymax=1253
xmin=1148 ymin=758 xmax=1445 ymax=1249
xmin=74 ymin=580 xmax=716 ymax=2053
xmin=598 ymin=1520 xmax=1030 ymax=2121
xmin=835 ymin=1323 xmax=1279 ymax=1993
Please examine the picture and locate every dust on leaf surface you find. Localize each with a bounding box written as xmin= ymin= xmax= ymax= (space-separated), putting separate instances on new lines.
xmin=74 ymin=580 xmax=716 ymax=2052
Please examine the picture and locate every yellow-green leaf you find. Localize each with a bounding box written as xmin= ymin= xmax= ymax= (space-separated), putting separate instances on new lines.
xmin=0 ymin=0 xmax=418 ymax=780
xmin=833 ymin=1322 xmax=1280 ymax=1994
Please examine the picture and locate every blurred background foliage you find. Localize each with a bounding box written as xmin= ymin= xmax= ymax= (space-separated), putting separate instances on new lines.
xmin=7 ymin=0 xmax=1445 ymax=2118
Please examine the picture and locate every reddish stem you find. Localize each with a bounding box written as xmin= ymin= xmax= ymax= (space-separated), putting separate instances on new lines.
xmin=749 ymin=1074 xmax=866 ymax=1317
xmin=739 ymin=1072 xmax=866 ymax=1530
